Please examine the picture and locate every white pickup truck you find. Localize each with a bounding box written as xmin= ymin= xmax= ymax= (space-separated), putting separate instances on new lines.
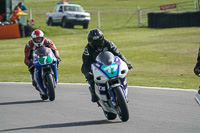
xmin=46 ymin=3 xmax=90 ymax=29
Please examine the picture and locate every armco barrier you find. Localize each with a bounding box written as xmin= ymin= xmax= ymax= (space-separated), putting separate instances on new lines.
xmin=148 ymin=11 xmax=200 ymax=28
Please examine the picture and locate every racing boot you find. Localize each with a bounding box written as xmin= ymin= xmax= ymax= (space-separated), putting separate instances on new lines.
xmin=89 ymin=86 xmax=98 ymax=103
xmin=31 ymin=74 xmax=39 ymax=92
xmin=32 ymin=80 xmax=40 ymax=91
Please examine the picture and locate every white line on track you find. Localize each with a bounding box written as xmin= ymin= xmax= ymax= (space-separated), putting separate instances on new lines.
xmin=0 ymin=82 xmax=197 ymax=92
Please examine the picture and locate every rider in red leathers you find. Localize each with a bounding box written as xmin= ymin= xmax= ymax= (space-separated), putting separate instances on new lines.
xmin=24 ymin=29 xmax=61 ymax=92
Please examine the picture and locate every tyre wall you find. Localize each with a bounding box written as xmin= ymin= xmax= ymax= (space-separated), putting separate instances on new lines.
xmin=148 ymin=11 xmax=200 ymax=28
xmin=19 ymin=24 xmax=32 ymax=37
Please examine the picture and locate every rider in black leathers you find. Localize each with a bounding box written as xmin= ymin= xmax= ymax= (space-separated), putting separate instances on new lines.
xmin=194 ymin=47 xmax=200 ymax=94
xmin=81 ymin=29 xmax=133 ymax=102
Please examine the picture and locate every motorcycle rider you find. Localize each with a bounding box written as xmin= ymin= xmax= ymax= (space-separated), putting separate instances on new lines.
xmin=81 ymin=29 xmax=133 ymax=103
xmin=194 ymin=47 xmax=200 ymax=94
xmin=24 ymin=29 xmax=61 ymax=95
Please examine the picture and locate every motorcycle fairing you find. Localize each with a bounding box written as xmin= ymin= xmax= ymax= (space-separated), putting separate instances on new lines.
xmin=34 ymin=68 xmax=47 ymax=94
xmin=95 ymin=82 xmax=107 ymax=95
xmin=195 ymin=94 xmax=200 ymax=105
xmin=38 ymin=54 xmax=53 ymax=65
xmin=93 ymin=56 xmax=121 ymax=79
xmin=33 ymin=47 xmax=58 ymax=95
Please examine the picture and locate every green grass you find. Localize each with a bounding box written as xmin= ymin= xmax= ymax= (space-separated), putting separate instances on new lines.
xmin=0 ymin=0 xmax=200 ymax=90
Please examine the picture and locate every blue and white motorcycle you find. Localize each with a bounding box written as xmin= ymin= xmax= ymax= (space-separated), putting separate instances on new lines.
xmin=195 ymin=86 xmax=200 ymax=105
xmin=33 ymin=47 xmax=58 ymax=101
xmin=195 ymin=93 xmax=200 ymax=105
xmin=91 ymin=51 xmax=129 ymax=122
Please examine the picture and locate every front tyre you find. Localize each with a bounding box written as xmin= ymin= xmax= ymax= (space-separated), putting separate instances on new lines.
xmin=113 ymin=86 xmax=129 ymax=122
xmin=61 ymin=17 xmax=67 ymax=28
xmin=47 ymin=18 xmax=54 ymax=26
xmin=46 ymin=74 xmax=55 ymax=101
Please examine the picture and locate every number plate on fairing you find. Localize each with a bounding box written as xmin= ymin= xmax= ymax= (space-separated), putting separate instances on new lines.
xmin=38 ymin=55 xmax=53 ymax=65
xmin=101 ymin=62 xmax=119 ymax=78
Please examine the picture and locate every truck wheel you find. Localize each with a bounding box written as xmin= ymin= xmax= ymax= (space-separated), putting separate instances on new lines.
xmin=83 ymin=23 xmax=88 ymax=29
xmin=68 ymin=24 xmax=74 ymax=29
xmin=61 ymin=17 xmax=67 ymax=28
xmin=48 ymin=18 xmax=54 ymax=26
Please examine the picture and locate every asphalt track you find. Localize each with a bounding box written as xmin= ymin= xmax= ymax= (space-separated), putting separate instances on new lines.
xmin=0 ymin=82 xmax=200 ymax=133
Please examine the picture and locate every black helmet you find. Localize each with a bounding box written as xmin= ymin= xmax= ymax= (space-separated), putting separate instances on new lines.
xmin=88 ymin=29 xmax=104 ymax=52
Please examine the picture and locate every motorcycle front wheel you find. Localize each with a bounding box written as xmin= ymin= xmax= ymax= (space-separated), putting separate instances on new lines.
xmin=113 ymin=86 xmax=129 ymax=122
xmin=45 ymin=74 xmax=55 ymax=101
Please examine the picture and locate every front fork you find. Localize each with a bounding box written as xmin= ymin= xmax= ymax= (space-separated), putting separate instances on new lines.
xmin=41 ymin=66 xmax=55 ymax=89
xmin=106 ymin=78 xmax=128 ymax=106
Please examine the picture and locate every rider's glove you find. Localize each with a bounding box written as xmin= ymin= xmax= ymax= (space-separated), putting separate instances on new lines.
xmin=194 ymin=66 xmax=200 ymax=76
xmin=85 ymin=72 xmax=94 ymax=82
xmin=56 ymin=56 xmax=61 ymax=62
xmin=127 ymin=63 xmax=133 ymax=70
xmin=28 ymin=62 xmax=33 ymax=68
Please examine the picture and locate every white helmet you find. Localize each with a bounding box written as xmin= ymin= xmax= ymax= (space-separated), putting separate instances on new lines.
xmin=31 ymin=29 xmax=44 ymax=47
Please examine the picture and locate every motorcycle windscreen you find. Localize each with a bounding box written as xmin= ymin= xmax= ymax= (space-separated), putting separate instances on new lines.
xmin=96 ymin=51 xmax=114 ymax=65
xmin=35 ymin=47 xmax=49 ymax=57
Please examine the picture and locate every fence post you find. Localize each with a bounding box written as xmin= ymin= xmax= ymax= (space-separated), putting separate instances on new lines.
xmin=199 ymin=0 xmax=200 ymax=10
xmin=30 ymin=8 xmax=32 ymax=26
xmin=137 ymin=6 xmax=141 ymax=27
xmin=98 ymin=10 xmax=101 ymax=29
xmin=194 ymin=0 xmax=197 ymax=11
xmin=196 ymin=0 xmax=200 ymax=11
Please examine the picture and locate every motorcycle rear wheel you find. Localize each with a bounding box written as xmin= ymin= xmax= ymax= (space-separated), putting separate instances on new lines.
xmin=113 ymin=86 xmax=129 ymax=122
xmin=46 ymin=74 xmax=55 ymax=101
xmin=40 ymin=94 xmax=48 ymax=100
xmin=103 ymin=111 xmax=117 ymax=120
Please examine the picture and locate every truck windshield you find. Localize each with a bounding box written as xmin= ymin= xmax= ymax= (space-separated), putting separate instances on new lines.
xmin=64 ymin=5 xmax=84 ymax=12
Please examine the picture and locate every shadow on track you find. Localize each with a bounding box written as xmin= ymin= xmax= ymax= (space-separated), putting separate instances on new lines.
xmin=0 ymin=120 xmax=121 ymax=132
xmin=0 ymin=100 xmax=46 ymax=105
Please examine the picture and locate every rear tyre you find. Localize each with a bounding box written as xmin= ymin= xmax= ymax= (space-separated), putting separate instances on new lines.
xmin=40 ymin=94 xmax=48 ymax=100
xmin=103 ymin=111 xmax=117 ymax=120
xmin=113 ymin=86 xmax=129 ymax=122
xmin=46 ymin=74 xmax=55 ymax=101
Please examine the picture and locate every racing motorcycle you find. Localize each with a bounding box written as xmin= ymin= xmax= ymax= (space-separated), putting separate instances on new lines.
xmin=195 ymin=87 xmax=200 ymax=105
xmin=91 ymin=51 xmax=129 ymax=122
xmin=195 ymin=93 xmax=200 ymax=105
xmin=33 ymin=47 xmax=58 ymax=101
